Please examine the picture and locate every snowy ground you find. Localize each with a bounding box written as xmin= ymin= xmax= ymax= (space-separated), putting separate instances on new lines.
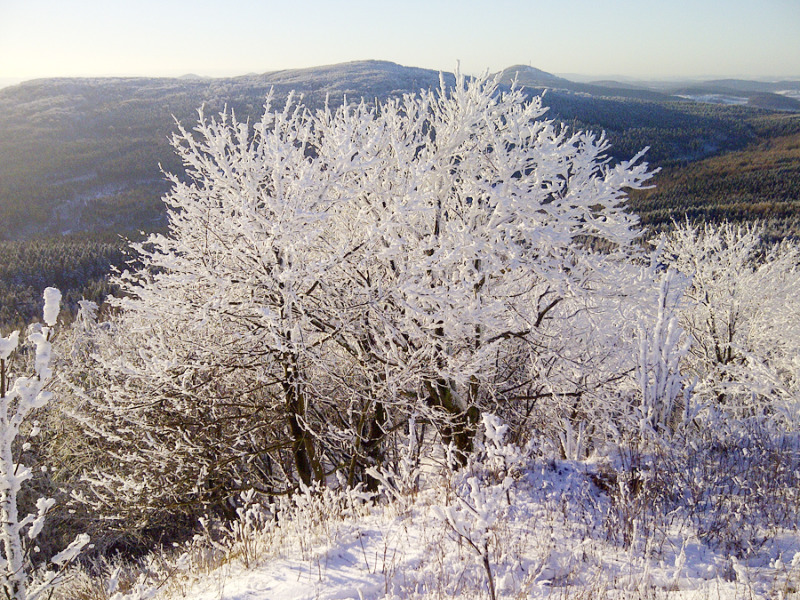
xmin=88 ymin=452 xmax=800 ymax=600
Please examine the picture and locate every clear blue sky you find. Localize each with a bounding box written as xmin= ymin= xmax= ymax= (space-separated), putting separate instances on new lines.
xmin=1 ymin=0 xmax=799 ymax=82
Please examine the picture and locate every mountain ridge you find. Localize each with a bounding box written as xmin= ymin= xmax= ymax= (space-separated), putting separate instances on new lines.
xmin=1 ymin=59 xmax=799 ymax=241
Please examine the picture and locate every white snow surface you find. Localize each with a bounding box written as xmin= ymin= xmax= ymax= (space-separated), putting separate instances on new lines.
xmin=145 ymin=458 xmax=800 ymax=600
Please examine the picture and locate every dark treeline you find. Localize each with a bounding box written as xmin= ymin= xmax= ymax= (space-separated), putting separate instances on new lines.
xmin=0 ymin=236 xmax=127 ymax=329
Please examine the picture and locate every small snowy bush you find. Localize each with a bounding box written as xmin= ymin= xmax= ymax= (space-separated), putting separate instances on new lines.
xmin=431 ymin=415 xmax=533 ymax=600
xmin=663 ymin=221 xmax=800 ymax=423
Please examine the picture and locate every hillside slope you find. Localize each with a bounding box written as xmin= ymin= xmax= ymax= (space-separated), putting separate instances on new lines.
xmin=630 ymin=122 xmax=800 ymax=237
xmin=55 ymin=445 xmax=800 ymax=600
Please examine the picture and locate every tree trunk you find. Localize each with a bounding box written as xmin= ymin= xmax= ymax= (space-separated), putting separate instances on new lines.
xmin=283 ymin=355 xmax=322 ymax=486
xmin=363 ymin=400 xmax=386 ymax=491
xmin=429 ymin=377 xmax=479 ymax=467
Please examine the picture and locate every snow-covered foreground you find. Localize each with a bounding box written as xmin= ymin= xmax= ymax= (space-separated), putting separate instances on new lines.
xmin=78 ymin=445 xmax=800 ymax=600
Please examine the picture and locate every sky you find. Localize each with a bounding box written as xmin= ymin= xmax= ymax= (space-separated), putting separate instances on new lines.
xmin=1 ymin=0 xmax=799 ymax=85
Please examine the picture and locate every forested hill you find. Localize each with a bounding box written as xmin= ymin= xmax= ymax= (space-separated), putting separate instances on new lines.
xmin=1 ymin=60 xmax=799 ymax=242
xmin=0 ymin=61 xmax=454 ymax=241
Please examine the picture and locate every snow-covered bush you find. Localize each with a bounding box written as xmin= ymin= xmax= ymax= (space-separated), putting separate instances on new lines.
xmin=0 ymin=288 xmax=89 ymax=600
xmin=62 ymin=69 xmax=654 ymax=536
xmin=595 ymin=224 xmax=800 ymax=556
xmin=663 ymin=221 xmax=800 ymax=424
xmin=604 ymin=419 xmax=800 ymax=558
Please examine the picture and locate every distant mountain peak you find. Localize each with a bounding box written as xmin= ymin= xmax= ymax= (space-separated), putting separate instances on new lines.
xmin=498 ymin=65 xmax=570 ymax=85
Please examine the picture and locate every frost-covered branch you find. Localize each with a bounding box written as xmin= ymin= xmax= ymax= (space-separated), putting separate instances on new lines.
xmin=0 ymin=288 xmax=88 ymax=600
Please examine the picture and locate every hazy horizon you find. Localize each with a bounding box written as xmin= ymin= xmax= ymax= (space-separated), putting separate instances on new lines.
xmin=2 ymin=0 xmax=799 ymax=86
xmin=2 ymin=63 xmax=799 ymax=92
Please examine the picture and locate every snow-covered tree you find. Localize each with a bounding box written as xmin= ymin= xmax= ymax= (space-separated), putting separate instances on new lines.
xmin=68 ymin=71 xmax=654 ymax=531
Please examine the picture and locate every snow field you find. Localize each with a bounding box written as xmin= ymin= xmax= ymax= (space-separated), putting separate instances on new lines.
xmin=58 ymin=435 xmax=800 ymax=600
